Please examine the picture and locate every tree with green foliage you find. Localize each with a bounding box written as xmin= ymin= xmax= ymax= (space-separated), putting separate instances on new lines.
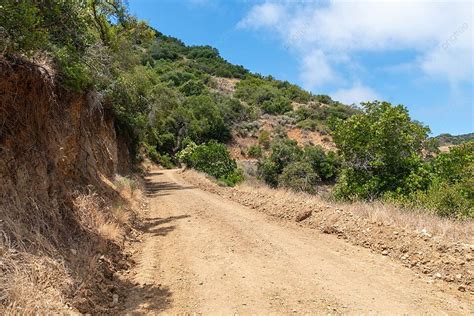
xmin=408 ymin=142 xmax=474 ymax=218
xmin=333 ymin=101 xmax=431 ymax=200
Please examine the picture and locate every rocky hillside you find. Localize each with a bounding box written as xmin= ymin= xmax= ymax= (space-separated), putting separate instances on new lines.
xmin=435 ymin=133 xmax=474 ymax=147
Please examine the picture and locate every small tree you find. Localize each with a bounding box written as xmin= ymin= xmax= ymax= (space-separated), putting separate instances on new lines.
xmin=333 ymin=101 xmax=430 ymax=199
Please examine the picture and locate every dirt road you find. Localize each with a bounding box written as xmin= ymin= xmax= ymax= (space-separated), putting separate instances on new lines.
xmin=124 ymin=168 xmax=473 ymax=314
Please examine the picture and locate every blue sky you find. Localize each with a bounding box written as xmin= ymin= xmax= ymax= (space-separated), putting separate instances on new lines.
xmin=129 ymin=0 xmax=473 ymax=136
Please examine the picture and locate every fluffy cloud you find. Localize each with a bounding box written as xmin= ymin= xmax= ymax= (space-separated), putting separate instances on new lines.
xmin=237 ymin=2 xmax=285 ymax=29
xmin=299 ymin=50 xmax=337 ymax=89
xmin=331 ymin=83 xmax=379 ymax=105
xmin=238 ymin=0 xmax=473 ymax=89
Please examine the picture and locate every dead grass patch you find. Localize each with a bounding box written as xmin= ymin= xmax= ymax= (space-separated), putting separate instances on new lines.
xmin=0 ymin=174 xmax=145 ymax=314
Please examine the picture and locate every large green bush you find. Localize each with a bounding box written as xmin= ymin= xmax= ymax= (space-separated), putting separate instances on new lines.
xmin=261 ymin=96 xmax=292 ymax=114
xmin=257 ymin=138 xmax=339 ymax=192
xmin=257 ymin=138 xmax=303 ymax=187
xmin=278 ymin=161 xmax=320 ymax=193
xmin=304 ymin=146 xmax=340 ymax=181
xmin=180 ymin=142 xmax=244 ymax=186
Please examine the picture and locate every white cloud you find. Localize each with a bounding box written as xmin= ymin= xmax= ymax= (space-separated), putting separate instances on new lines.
xmin=299 ymin=50 xmax=337 ymax=89
xmin=420 ymin=22 xmax=473 ymax=84
xmin=238 ymin=0 xmax=473 ymax=86
xmin=237 ymin=3 xmax=285 ymax=29
xmin=331 ymin=83 xmax=379 ymax=105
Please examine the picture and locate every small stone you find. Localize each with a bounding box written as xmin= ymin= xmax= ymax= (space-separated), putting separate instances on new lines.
xmin=70 ymin=249 xmax=77 ymax=255
xmin=420 ymin=228 xmax=432 ymax=238
xmin=456 ymin=274 xmax=462 ymax=279
xmin=112 ymin=294 xmax=119 ymax=305
xmin=382 ymin=250 xmax=389 ymax=256
xmin=434 ymin=273 xmax=442 ymax=279
xmin=458 ymin=285 xmax=466 ymax=292
xmin=295 ymin=210 xmax=312 ymax=222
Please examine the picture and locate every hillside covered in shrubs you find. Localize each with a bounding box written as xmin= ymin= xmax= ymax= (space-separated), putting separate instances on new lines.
xmin=2 ymin=0 xmax=472 ymax=220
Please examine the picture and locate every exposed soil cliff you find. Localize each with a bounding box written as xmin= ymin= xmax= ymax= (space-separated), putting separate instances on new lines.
xmin=0 ymin=57 xmax=139 ymax=314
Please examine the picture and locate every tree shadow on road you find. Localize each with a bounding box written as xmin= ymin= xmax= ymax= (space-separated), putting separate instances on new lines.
xmin=137 ymin=215 xmax=191 ymax=237
xmin=143 ymin=178 xmax=194 ymax=197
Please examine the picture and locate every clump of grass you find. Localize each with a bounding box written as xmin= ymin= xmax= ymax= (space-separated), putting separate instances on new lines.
xmin=114 ymin=174 xmax=139 ymax=198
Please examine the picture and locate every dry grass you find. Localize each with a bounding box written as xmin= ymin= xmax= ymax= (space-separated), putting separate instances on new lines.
xmin=342 ymin=201 xmax=473 ymax=243
xmin=0 ymin=230 xmax=73 ymax=314
xmin=185 ymin=169 xmax=474 ymax=244
xmin=74 ymin=192 xmax=125 ymax=243
xmin=240 ymin=181 xmax=473 ymax=243
xmin=0 ymin=174 xmax=144 ymax=314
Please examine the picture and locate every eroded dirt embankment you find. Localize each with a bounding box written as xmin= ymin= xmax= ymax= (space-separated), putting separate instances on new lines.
xmin=179 ymin=170 xmax=474 ymax=294
xmin=0 ymin=57 xmax=138 ymax=314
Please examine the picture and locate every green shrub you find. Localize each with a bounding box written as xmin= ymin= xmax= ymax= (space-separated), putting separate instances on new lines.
xmin=420 ymin=181 xmax=472 ymax=218
xmin=296 ymin=119 xmax=318 ymax=131
xmin=177 ymin=141 xmax=198 ymax=166
xmin=218 ymin=168 xmax=245 ymax=187
xmin=432 ymin=142 xmax=473 ymax=183
xmin=314 ymin=94 xmax=334 ymax=105
xmin=247 ymin=145 xmax=262 ymax=158
xmin=258 ymin=130 xmax=271 ymax=149
xmin=0 ymin=2 xmax=48 ymax=55
xmin=158 ymin=153 xmax=175 ymax=169
xmin=146 ymin=145 xmax=174 ymax=168
xmin=186 ymin=142 xmax=243 ymax=186
xmin=179 ymin=79 xmax=205 ymax=96
xmin=55 ymin=46 xmax=93 ymax=91
xmin=261 ymin=96 xmax=292 ymax=114
xmin=257 ymin=138 xmax=303 ymax=187
xmin=257 ymin=159 xmax=280 ymax=187
xmin=402 ymin=142 xmax=474 ymax=218
xmin=146 ymin=145 xmax=160 ymax=163
xmin=278 ymin=161 xmax=320 ymax=193
xmin=181 ymin=95 xmax=231 ymax=143
xmin=304 ymin=146 xmax=340 ymax=181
